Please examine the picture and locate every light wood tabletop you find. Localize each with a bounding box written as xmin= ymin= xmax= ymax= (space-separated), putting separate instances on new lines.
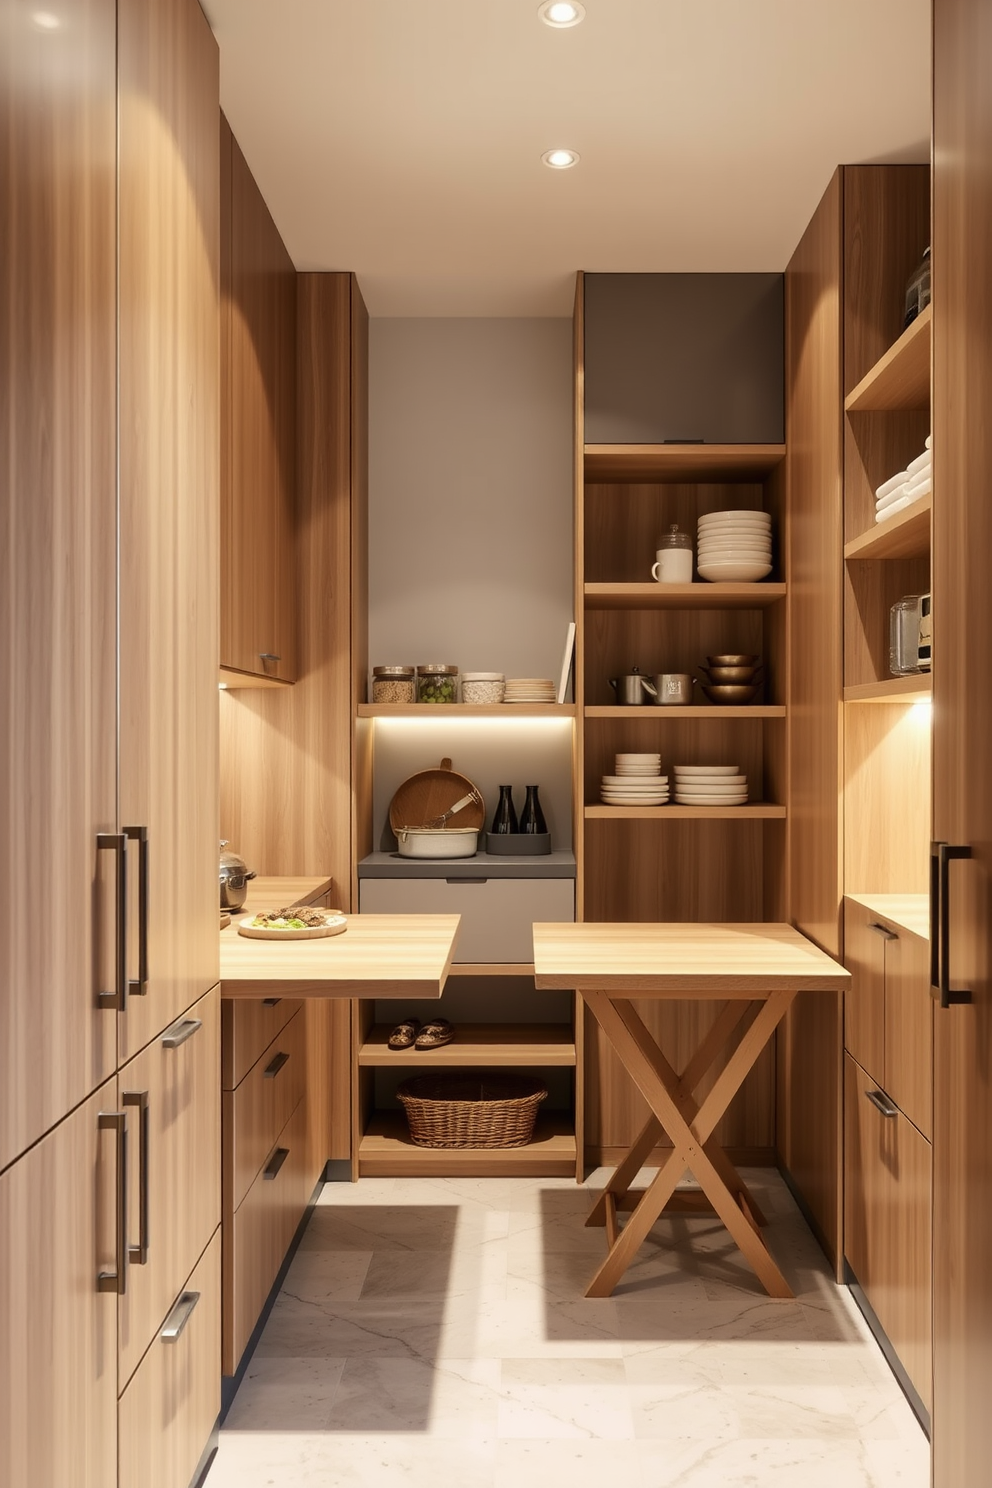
xmin=220 ymin=913 xmax=460 ymax=999
xmin=241 ymin=876 xmax=335 ymax=914
xmin=532 ymin=921 xmax=850 ymax=995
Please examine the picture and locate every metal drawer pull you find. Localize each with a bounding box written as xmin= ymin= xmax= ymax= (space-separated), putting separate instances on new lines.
xmin=865 ymin=1088 xmax=899 ymax=1119
xmin=264 ymin=1050 xmax=290 ymax=1079
xmin=867 ymin=922 xmax=898 ymax=941
xmin=97 ymin=1111 xmax=128 ymax=1294
xmin=264 ymin=1146 xmax=289 ymax=1180
xmin=160 ymin=1290 xmax=200 ymax=1343
xmin=161 ymin=1017 xmax=202 ymax=1049
xmin=262 ymin=997 xmax=282 ymax=1007
xmin=97 ymin=833 xmax=127 ymax=1011
xmin=123 ymin=1090 xmax=150 ymax=1264
xmin=930 ymin=840 xmax=973 ymax=1008
xmin=258 ymin=652 xmax=281 ymax=662
xmin=124 ymin=825 xmax=149 ymax=995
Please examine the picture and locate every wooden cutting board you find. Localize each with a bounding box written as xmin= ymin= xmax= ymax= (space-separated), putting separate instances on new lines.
xmin=389 ymin=758 xmax=486 ymax=833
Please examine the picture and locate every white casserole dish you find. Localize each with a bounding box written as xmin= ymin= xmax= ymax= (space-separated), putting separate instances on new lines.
xmin=395 ymin=826 xmax=480 ymax=859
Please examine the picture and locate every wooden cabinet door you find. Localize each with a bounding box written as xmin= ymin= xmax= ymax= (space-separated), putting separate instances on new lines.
xmin=0 ymin=0 xmax=118 ymax=1170
xmin=0 ymin=1080 xmax=119 ymax=1488
xmin=117 ymin=0 xmax=220 ymax=1062
xmin=932 ymin=0 xmax=992 ymax=1478
xmin=220 ymin=122 xmax=298 ymax=682
xmin=843 ymin=902 xmax=886 ymax=1085
xmin=118 ymin=987 xmax=220 ymax=1390
xmin=884 ymin=929 xmax=932 ymax=1140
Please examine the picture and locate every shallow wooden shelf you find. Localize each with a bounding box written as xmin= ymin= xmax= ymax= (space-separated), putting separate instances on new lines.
xmin=218 ymin=665 xmax=292 ymax=690
xmin=844 ymin=676 xmax=932 ymax=703
xmin=585 ymin=582 xmax=786 ymax=611
xmin=358 ymin=1113 xmax=577 ymax=1177
xmin=584 ymin=443 xmax=786 ymax=483
xmin=585 ymin=705 xmax=786 ymax=720
xmin=358 ymin=703 xmax=575 ymax=718
xmin=585 ymin=803 xmax=786 ymax=821
xmin=845 ymin=306 xmax=931 ymax=413
xmin=845 ymin=893 xmax=929 ymax=943
xmin=359 ymin=1023 xmax=575 ymax=1067
xmin=844 ymin=495 xmax=931 ymax=561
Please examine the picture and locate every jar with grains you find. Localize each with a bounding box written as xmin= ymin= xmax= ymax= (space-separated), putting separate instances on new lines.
xmin=372 ymin=665 xmax=416 ymax=704
xmin=462 ymin=672 xmax=505 ymax=705
xmin=417 ymin=663 xmax=459 ymax=704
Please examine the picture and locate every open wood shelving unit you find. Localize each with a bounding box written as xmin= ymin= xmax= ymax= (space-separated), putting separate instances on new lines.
xmin=357 ymin=703 xmax=575 ymax=718
xmin=843 ymin=493 xmax=931 ymax=561
xmin=844 ymin=305 xmax=931 ymax=414
xmin=358 ymin=1114 xmax=578 ymax=1177
xmin=358 ymin=1023 xmax=576 ymax=1067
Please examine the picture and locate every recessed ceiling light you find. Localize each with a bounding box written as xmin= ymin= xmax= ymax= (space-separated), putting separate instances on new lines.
xmin=32 ymin=10 xmax=61 ymax=28
xmin=542 ymin=148 xmax=580 ymax=170
xmin=538 ymin=1 xmax=585 ymax=28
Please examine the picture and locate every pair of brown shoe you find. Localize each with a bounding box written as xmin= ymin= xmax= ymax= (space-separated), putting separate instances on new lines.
xmin=387 ymin=1017 xmax=455 ymax=1051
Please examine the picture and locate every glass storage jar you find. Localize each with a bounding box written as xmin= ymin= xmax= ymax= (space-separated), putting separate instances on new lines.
xmin=372 ymin=665 xmax=416 ymax=704
xmin=651 ymin=524 xmax=694 ymax=584
xmin=462 ymin=672 xmax=505 ymax=704
xmin=417 ymin=663 xmax=459 ymax=704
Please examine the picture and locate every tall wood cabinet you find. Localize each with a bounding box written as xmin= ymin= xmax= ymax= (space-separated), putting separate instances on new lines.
xmin=1 ymin=0 xmax=221 ymax=1484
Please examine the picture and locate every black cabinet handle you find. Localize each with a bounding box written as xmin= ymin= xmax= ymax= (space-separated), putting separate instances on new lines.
xmin=262 ymin=997 xmax=282 ymax=1007
xmin=123 ymin=826 xmax=149 ymax=996
xmin=97 ymin=833 xmax=127 ymax=1011
xmin=930 ymin=840 xmax=973 ymax=1007
xmin=264 ymin=1050 xmax=289 ymax=1079
xmin=97 ymin=1111 xmax=128 ymax=1294
xmin=264 ymin=1146 xmax=289 ymax=1180
xmin=123 ymin=1090 xmax=150 ymax=1265
xmin=865 ymin=1088 xmax=899 ymax=1119
xmin=447 ymin=878 xmax=488 ymax=885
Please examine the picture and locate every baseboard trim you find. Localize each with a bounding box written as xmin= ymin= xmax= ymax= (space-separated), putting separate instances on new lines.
xmin=587 ymin=1144 xmax=777 ymax=1169
xmin=845 ymin=1263 xmax=931 ymax=1438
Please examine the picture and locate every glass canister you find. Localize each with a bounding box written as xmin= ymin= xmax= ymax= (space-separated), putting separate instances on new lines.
xmin=904 ymin=247 xmax=931 ymax=328
xmin=372 ymin=665 xmax=416 ymax=704
xmin=416 ymin=663 xmax=459 ymax=704
xmin=462 ymin=672 xmax=505 ymax=704
xmin=889 ymin=595 xmax=925 ymax=675
xmin=651 ymin=524 xmax=694 ymax=584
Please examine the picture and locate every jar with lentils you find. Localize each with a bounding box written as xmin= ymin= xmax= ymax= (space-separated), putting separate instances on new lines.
xmin=416 ymin=663 xmax=459 ymax=704
xmin=372 ymin=665 xmax=416 ymax=704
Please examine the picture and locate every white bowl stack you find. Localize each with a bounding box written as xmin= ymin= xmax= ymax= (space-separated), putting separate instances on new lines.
xmin=696 ymin=510 xmax=773 ymax=583
xmin=504 ymin=678 xmax=556 ymax=704
xmin=673 ymin=764 xmax=748 ymax=806
xmin=601 ymin=753 xmax=669 ymax=806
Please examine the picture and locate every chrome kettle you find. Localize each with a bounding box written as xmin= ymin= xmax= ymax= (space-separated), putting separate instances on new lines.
xmin=608 ymin=667 xmax=657 ymax=705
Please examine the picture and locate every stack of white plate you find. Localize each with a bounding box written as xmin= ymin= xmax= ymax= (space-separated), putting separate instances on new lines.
xmin=504 ymin=678 xmax=556 ymax=703
xmin=673 ymin=764 xmax=748 ymax=806
xmin=697 ymin=510 xmax=773 ymax=583
xmin=602 ymin=754 xmax=669 ymax=805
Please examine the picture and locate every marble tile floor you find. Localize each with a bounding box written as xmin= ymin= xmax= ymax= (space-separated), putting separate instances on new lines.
xmin=203 ymin=1167 xmax=929 ymax=1488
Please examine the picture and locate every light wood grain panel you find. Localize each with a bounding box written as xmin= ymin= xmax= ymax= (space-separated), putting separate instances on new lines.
xmin=359 ymin=1023 xmax=576 ymax=1066
xmin=843 ymin=900 xmax=886 ymax=1086
xmin=586 ymin=583 xmax=786 ymax=611
xmin=0 ymin=0 xmax=118 ymax=1169
xmin=0 ymin=1081 xmax=118 ymax=1488
xmin=222 ymin=996 xmax=303 ymax=1091
xmin=843 ymin=495 xmax=931 ymax=561
xmin=844 ymin=700 xmax=931 ymax=895
xmin=220 ymin=913 xmax=459 ymax=998
xmin=845 ymin=306 xmax=931 ymax=413
xmin=244 ymin=876 xmax=335 ymax=914
xmin=118 ymin=986 xmax=220 ymax=1390
xmin=583 ymin=606 xmax=767 ymax=707
xmin=359 ymin=1113 xmax=576 ymax=1177
xmin=885 ymin=929 xmax=932 ymax=1142
xmin=844 ymin=410 xmax=931 ymax=552
xmin=584 ymin=445 xmax=785 ymax=482
xmin=574 ymin=272 xmax=586 ymax=916
xmin=224 ymin=1008 xmax=305 ymax=1212
xmin=221 ymin=126 xmax=297 ymax=681
xmin=932 ymin=0 xmax=992 ymax=1472
xmin=845 ymin=893 xmax=929 ymax=943
xmin=584 ymin=482 xmax=771 ymax=583
xmin=117 ymin=0 xmax=220 ymax=1061
xmin=583 ymin=820 xmax=764 ymax=925
xmin=844 ymin=550 xmax=931 ymax=690
xmin=118 ymin=1230 xmax=221 ymax=1488
xmin=844 ymin=676 xmax=931 ymax=704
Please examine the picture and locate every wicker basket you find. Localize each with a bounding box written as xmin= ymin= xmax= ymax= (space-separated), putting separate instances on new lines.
xmin=396 ymin=1071 xmax=548 ymax=1149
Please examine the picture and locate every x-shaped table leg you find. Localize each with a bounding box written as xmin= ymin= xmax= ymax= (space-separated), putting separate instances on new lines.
xmin=582 ymin=988 xmax=796 ymax=1299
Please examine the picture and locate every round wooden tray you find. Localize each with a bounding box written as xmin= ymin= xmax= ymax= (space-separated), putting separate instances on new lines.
xmin=389 ymin=757 xmax=486 ymax=833
xmin=238 ymin=914 xmax=348 ymax=941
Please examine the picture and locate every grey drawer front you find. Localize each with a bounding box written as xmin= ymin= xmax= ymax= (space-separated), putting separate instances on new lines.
xmin=359 ymin=878 xmax=574 ymax=963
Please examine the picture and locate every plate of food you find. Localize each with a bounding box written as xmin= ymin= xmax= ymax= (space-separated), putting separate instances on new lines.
xmin=238 ymin=906 xmax=348 ymax=940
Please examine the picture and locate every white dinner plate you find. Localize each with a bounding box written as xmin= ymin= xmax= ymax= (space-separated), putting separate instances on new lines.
xmin=698 ymin=510 xmax=772 ymax=524
xmin=673 ymin=764 xmax=740 ymax=775
xmin=602 ymin=775 xmax=669 ymax=785
xmin=698 ymin=562 xmax=773 ymax=583
xmin=674 ymin=795 xmax=748 ymax=806
xmin=239 ymin=913 xmax=348 ymax=940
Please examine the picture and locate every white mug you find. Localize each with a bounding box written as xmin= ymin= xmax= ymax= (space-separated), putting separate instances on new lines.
xmin=651 ymin=548 xmax=694 ymax=584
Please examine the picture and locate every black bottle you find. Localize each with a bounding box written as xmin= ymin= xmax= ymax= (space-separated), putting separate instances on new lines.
xmin=519 ymin=785 xmax=547 ymax=835
xmin=491 ymin=785 xmax=518 ymax=834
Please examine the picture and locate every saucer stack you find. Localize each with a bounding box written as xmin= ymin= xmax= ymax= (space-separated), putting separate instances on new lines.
xmin=673 ymin=764 xmax=748 ymax=806
xmin=697 ymin=510 xmax=773 ymax=583
xmin=602 ymin=753 xmax=669 ymax=806
xmin=504 ymin=678 xmax=556 ymax=704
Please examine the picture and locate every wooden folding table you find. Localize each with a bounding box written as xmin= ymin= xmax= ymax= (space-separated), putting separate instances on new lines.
xmin=533 ymin=922 xmax=849 ymax=1298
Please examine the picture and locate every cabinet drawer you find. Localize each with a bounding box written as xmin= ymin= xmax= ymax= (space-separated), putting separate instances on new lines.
xmin=359 ymin=878 xmax=574 ymax=964
xmin=118 ymin=1229 xmax=221 ymax=1488
xmin=225 ymin=1009 xmax=306 ymax=1212
xmin=222 ymin=994 xmax=302 ymax=1090
xmin=223 ymin=1098 xmax=310 ymax=1375
xmin=884 ymin=930 xmax=932 ymax=1140
xmin=844 ymin=1054 xmax=931 ymax=1409
xmin=118 ymin=986 xmax=220 ymax=1390
xmin=843 ymin=901 xmax=886 ymax=1084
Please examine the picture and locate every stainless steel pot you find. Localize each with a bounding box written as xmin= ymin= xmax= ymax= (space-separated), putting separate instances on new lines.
xmin=649 ymin=673 xmax=695 ymax=706
xmin=219 ymin=840 xmax=256 ymax=911
xmin=608 ymin=667 xmax=657 ymax=705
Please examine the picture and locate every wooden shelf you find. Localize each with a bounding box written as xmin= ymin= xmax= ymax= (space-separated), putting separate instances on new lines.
xmin=844 ymin=494 xmax=931 ymax=561
xmin=585 ymin=582 xmax=786 ymax=611
xmin=585 ymin=705 xmax=786 ymax=720
xmin=358 ymin=1113 xmax=577 ymax=1177
xmin=584 ymin=443 xmax=786 ymax=483
xmin=844 ymin=676 xmax=932 ymax=703
xmin=845 ymin=306 xmax=931 ymax=413
xmin=357 ymin=703 xmax=575 ymax=718
xmin=585 ymin=803 xmax=786 ymax=820
xmin=218 ymin=665 xmax=292 ymax=690
xmin=359 ymin=1022 xmax=576 ymax=1067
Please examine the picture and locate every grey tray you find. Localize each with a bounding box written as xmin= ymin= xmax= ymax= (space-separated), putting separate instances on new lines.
xmin=485 ymin=832 xmax=552 ymax=856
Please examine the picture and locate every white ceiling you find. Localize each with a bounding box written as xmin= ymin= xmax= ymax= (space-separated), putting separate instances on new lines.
xmin=205 ymin=0 xmax=930 ymax=316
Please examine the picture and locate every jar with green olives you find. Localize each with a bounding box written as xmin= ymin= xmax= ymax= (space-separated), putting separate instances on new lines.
xmin=416 ymin=663 xmax=459 ymax=704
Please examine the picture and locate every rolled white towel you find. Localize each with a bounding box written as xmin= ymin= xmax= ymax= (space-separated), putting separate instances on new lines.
xmin=876 ymin=469 xmax=910 ymax=502
xmin=926 ymin=434 xmax=932 ymax=449
xmin=876 ymin=482 xmax=910 ymax=513
xmin=876 ymin=494 xmax=914 ymax=523
xmin=904 ymin=472 xmax=932 ymax=500
xmin=906 ymin=450 xmax=932 ymax=479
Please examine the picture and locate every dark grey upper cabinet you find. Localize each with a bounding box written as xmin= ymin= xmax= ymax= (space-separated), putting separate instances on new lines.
xmin=583 ymin=273 xmax=784 ymax=445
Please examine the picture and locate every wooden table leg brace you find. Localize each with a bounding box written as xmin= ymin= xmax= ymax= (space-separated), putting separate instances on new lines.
xmin=582 ymin=988 xmax=797 ymax=1299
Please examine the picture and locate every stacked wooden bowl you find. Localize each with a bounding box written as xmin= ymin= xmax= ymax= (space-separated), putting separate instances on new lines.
xmin=699 ymin=654 xmax=762 ymax=705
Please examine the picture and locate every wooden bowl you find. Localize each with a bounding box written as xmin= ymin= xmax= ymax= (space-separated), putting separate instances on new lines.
xmin=702 ymin=665 xmax=758 ymax=683
xmin=702 ymin=683 xmax=760 ymax=705
xmin=706 ymin=654 xmax=758 ymax=667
